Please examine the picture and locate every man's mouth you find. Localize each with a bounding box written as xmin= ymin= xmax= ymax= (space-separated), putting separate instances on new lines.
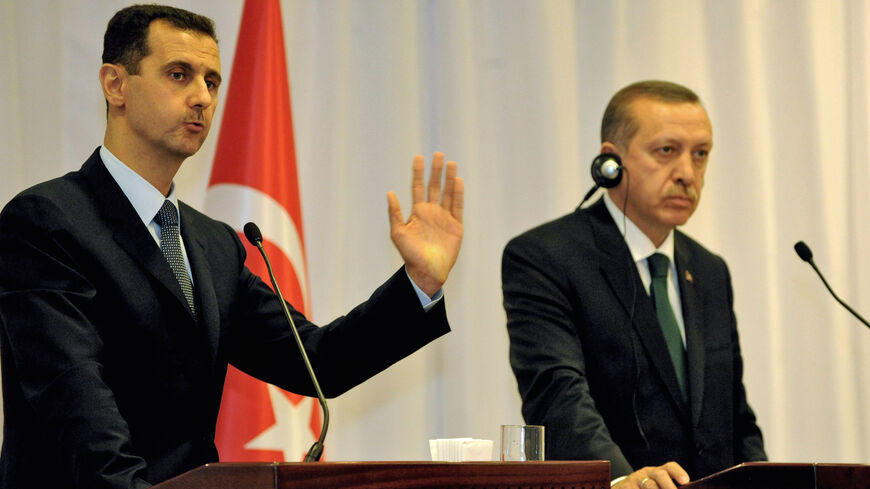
xmin=663 ymin=186 xmax=697 ymax=203
xmin=666 ymin=195 xmax=694 ymax=205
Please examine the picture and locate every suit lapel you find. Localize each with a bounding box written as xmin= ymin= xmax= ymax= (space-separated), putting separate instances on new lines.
xmin=80 ymin=150 xmax=196 ymax=322
xmin=587 ymin=202 xmax=641 ymax=319
xmin=586 ymin=202 xmax=690 ymax=419
xmin=675 ymin=232 xmax=705 ymax=427
xmin=180 ymin=205 xmax=220 ymax=362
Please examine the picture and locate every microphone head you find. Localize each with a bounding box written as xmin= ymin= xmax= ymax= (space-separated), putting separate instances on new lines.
xmin=794 ymin=241 xmax=813 ymax=262
xmin=243 ymin=222 xmax=263 ymax=246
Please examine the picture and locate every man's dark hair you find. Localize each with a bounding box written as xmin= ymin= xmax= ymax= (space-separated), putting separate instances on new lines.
xmin=601 ymin=80 xmax=701 ymax=148
xmin=102 ymin=4 xmax=217 ymax=75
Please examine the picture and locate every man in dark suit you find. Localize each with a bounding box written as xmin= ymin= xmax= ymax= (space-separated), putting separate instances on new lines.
xmin=0 ymin=5 xmax=464 ymax=489
xmin=503 ymin=81 xmax=765 ymax=488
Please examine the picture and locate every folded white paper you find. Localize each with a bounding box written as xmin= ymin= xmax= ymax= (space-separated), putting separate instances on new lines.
xmin=429 ymin=438 xmax=493 ymax=461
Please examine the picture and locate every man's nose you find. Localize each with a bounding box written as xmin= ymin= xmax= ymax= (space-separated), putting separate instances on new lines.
xmin=673 ymin=152 xmax=696 ymax=186
xmin=189 ymin=78 xmax=212 ymax=110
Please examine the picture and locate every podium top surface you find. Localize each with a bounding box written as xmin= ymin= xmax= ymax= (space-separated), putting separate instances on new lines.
xmin=155 ymin=460 xmax=611 ymax=489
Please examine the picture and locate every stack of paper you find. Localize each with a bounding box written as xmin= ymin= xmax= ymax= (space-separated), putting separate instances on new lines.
xmin=428 ymin=438 xmax=493 ymax=461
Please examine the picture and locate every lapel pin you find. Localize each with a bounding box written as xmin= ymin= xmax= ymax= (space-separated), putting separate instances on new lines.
xmin=684 ymin=270 xmax=694 ymax=284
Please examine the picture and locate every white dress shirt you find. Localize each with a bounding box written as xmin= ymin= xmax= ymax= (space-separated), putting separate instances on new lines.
xmin=602 ymin=192 xmax=686 ymax=345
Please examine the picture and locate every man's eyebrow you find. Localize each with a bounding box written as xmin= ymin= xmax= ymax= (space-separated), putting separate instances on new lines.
xmin=650 ymin=134 xmax=712 ymax=145
xmin=207 ymin=69 xmax=222 ymax=84
xmin=164 ymin=59 xmax=193 ymax=72
xmin=164 ymin=60 xmax=222 ymax=83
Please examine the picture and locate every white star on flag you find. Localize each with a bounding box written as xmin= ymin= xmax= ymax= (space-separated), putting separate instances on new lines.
xmin=244 ymin=385 xmax=316 ymax=461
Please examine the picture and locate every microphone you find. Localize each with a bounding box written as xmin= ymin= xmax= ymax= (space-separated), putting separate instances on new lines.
xmin=793 ymin=241 xmax=813 ymax=262
xmin=794 ymin=240 xmax=870 ymax=330
xmin=244 ymin=222 xmax=330 ymax=461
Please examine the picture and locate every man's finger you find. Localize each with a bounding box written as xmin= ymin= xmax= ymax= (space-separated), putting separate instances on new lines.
xmin=441 ymin=160 xmax=457 ymax=209
xmin=645 ymin=462 xmax=686 ymax=489
xmin=451 ymin=177 xmax=464 ymax=223
xmin=426 ymin=152 xmax=445 ymax=203
xmin=662 ymin=461 xmax=690 ymax=485
xmin=387 ymin=191 xmax=404 ymax=231
xmin=411 ymin=155 xmax=425 ymax=204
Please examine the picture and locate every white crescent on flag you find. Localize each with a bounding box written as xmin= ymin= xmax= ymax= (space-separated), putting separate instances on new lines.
xmin=205 ymin=183 xmax=311 ymax=314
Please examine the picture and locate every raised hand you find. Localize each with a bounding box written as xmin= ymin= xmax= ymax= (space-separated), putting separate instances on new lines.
xmin=387 ymin=152 xmax=464 ymax=297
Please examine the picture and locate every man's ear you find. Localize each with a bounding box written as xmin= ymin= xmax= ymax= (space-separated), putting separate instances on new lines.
xmin=99 ymin=63 xmax=127 ymax=109
xmin=600 ymin=141 xmax=620 ymax=156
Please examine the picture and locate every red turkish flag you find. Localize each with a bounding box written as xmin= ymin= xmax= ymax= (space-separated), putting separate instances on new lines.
xmin=205 ymin=0 xmax=320 ymax=462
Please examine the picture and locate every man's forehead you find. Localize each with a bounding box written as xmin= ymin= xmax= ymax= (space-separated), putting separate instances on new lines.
xmin=630 ymin=98 xmax=711 ymax=137
xmin=145 ymin=19 xmax=221 ymax=67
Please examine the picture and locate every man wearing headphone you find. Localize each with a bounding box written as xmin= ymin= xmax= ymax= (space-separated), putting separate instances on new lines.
xmin=502 ymin=80 xmax=766 ymax=489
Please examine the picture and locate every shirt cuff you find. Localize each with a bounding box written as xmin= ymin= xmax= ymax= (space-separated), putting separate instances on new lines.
xmin=611 ymin=476 xmax=628 ymax=486
xmin=405 ymin=269 xmax=444 ymax=311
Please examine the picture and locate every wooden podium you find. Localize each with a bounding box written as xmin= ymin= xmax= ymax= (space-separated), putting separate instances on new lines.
xmin=152 ymin=461 xmax=610 ymax=489
xmin=683 ymin=462 xmax=870 ymax=489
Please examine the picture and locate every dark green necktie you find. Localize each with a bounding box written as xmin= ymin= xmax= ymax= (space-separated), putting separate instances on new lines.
xmin=648 ymin=253 xmax=688 ymax=401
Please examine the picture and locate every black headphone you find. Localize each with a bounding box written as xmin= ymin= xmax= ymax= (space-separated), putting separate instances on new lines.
xmin=590 ymin=153 xmax=623 ymax=188
xmin=580 ymin=153 xmax=623 ymax=206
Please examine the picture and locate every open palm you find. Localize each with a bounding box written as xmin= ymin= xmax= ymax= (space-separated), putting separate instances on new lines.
xmin=387 ymin=152 xmax=464 ymax=297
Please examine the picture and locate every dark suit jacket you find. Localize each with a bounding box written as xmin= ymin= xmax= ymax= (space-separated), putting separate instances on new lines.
xmin=0 ymin=149 xmax=450 ymax=489
xmin=502 ymin=199 xmax=765 ymax=479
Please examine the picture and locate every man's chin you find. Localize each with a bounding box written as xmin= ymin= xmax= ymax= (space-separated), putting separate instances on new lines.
xmin=659 ymin=208 xmax=694 ymax=227
xmin=668 ymin=215 xmax=693 ymax=228
xmin=171 ymin=142 xmax=206 ymax=160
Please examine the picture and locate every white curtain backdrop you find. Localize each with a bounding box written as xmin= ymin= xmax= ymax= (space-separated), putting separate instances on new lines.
xmin=1 ymin=0 xmax=868 ymax=465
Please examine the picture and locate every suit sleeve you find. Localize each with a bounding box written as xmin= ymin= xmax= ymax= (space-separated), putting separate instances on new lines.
xmin=220 ymin=223 xmax=451 ymax=398
xmin=0 ymin=195 xmax=151 ymax=489
xmin=502 ymin=235 xmax=634 ymax=477
xmin=723 ymin=265 xmax=767 ymax=462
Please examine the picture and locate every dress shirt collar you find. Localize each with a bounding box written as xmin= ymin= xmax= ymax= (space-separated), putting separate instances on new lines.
xmin=99 ymin=146 xmax=181 ymax=227
xmin=602 ymin=191 xmax=675 ymax=264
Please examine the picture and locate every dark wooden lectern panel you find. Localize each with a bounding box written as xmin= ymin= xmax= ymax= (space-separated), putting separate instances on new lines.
xmin=154 ymin=461 xmax=610 ymax=489
xmin=815 ymin=463 xmax=870 ymax=489
xmin=683 ymin=462 xmax=870 ymax=489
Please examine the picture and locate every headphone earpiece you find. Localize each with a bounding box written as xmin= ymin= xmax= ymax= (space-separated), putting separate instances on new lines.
xmin=591 ymin=153 xmax=622 ymax=188
xmin=580 ymin=152 xmax=624 ymax=207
